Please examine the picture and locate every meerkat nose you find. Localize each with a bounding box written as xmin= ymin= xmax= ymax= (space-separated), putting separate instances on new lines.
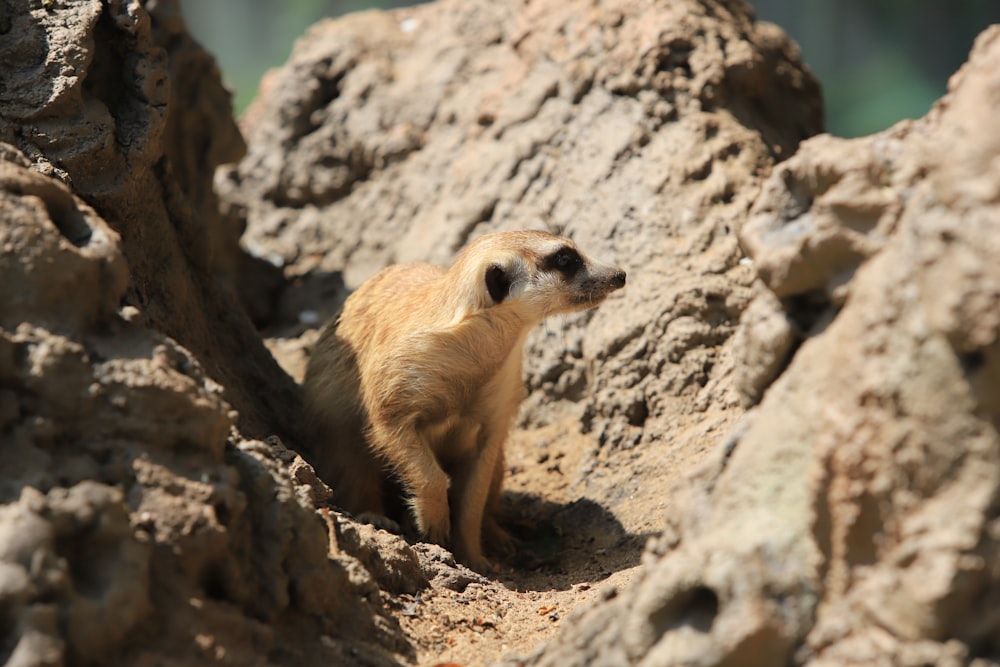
xmin=611 ymin=270 xmax=627 ymax=288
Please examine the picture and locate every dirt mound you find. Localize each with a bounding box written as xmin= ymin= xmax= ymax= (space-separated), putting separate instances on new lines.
xmin=3 ymin=0 xmax=998 ymax=665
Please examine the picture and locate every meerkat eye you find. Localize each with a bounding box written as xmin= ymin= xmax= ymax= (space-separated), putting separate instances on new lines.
xmin=485 ymin=264 xmax=512 ymax=304
xmin=544 ymin=247 xmax=583 ymax=277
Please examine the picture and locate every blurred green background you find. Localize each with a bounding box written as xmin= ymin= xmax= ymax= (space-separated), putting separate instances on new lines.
xmin=184 ymin=0 xmax=1000 ymax=138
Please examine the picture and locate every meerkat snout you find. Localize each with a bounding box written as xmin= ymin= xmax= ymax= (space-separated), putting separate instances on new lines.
xmin=302 ymin=230 xmax=625 ymax=571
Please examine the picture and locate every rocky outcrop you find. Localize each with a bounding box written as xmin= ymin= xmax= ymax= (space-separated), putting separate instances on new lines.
xmin=0 ymin=2 xmax=408 ymax=665
xmin=218 ymin=0 xmax=821 ymax=483
xmin=0 ymin=146 xmax=411 ymax=665
xmin=515 ymin=25 xmax=1000 ymax=667
xmin=7 ymin=0 xmax=999 ymax=664
xmin=0 ymin=0 xmax=299 ymax=442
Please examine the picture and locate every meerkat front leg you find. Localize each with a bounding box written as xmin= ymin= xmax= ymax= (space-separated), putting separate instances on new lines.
xmin=370 ymin=423 xmax=452 ymax=544
xmin=406 ymin=453 xmax=452 ymax=544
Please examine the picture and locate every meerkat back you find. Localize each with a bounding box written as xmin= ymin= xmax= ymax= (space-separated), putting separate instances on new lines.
xmin=302 ymin=313 xmax=380 ymax=516
xmin=302 ymin=262 xmax=447 ymax=521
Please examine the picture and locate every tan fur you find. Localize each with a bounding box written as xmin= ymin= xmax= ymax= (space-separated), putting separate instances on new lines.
xmin=303 ymin=230 xmax=625 ymax=570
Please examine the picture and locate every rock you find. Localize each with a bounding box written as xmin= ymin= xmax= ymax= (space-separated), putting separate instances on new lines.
xmin=514 ymin=24 xmax=1000 ymax=667
xmin=0 ymin=157 xmax=127 ymax=334
xmin=219 ymin=0 xmax=821 ymax=488
xmin=0 ymin=4 xmax=405 ymax=660
xmin=740 ymin=133 xmax=908 ymax=306
xmin=0 ymin=144 xmax=404 ymax=665
xmin=151 ymin=0 xmax=287 ymax=326
xmin=0 ymin=483 xmax=150 ymax=667
xmin=12 ymin=0 xmax=998 ymax=665
xmin=332 ymin=519 xmax=430 ymax=596
xmin=412 ymin=543 xmax=492 ymax=593
xmin=730 ymin=284 xmax=796 ymax=406
xmin=0 ymin=0 xmax=302 ymax=443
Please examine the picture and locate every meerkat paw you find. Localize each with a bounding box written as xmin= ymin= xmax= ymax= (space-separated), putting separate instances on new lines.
xmin=484 ymin=517 xmax=518 ymax=556
xmin=454 ymin=544 xmax=494 ymax=573
xmin=466 ymin=554 xmax=495 ymax=574
xmin=355 ymin=512 xmax=402 ymax=534
xmin=411 ymin=488 xmax=451 ymax=545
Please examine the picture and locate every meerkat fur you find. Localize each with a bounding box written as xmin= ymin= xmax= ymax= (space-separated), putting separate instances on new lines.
xmin=303 ymin=230 xmax=626 ymax=571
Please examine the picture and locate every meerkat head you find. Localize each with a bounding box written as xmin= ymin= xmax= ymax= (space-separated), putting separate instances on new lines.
xmin=449 ymin=230 xmax=626 ymax=324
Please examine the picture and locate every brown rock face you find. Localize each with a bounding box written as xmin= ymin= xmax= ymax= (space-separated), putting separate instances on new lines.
xmin=0 ymin=148 xmax=407 ymax=665
xmin=515 ymin=25 xmax=1000 ymax=667
xmin=8 ymin=0 xmax=999 ymax=664
xmin=219 ymin=0 xmax=821 ymax=476
xmin=0 ymin=0 xmax=299 ymax=443
xmin=0 ymin=2 xmax=402 ymax=665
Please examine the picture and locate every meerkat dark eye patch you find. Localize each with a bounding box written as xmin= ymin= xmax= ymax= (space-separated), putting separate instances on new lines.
xmin=543 ymin=246 xmax=583 ymax=277
xmin=485 ymin=264 xmax=512 ymax=304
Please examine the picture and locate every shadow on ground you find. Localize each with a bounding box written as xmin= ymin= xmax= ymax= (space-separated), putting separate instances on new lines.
xmin=492 ymin=491 xmax=653 ymax=592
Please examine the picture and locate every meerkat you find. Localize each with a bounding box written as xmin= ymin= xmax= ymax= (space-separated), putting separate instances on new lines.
xmin=302 ymin=230 xmax=626 ymax=571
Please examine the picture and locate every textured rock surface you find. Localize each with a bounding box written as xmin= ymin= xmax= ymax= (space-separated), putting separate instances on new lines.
xmin=514 ymin=25 xmax=1000 ymax=667
xmin=0 ymin=147 xmax=414 ymax=666
xmin=5 ymin=0 xmax=999 ymax=664
xmin=218 ymin=0 xmax=822 ymax=664
xmin=0 ymin=0 xmax=299 ymax=443
xmin=0 ymin=2 xmax=415 ymax=665
xmin=219 ymin=0 xmax=821 ymax=506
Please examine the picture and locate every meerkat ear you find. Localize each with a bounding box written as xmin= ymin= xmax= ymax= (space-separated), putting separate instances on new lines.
xmin=485 ymin=263 xmax=511 ymax=304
